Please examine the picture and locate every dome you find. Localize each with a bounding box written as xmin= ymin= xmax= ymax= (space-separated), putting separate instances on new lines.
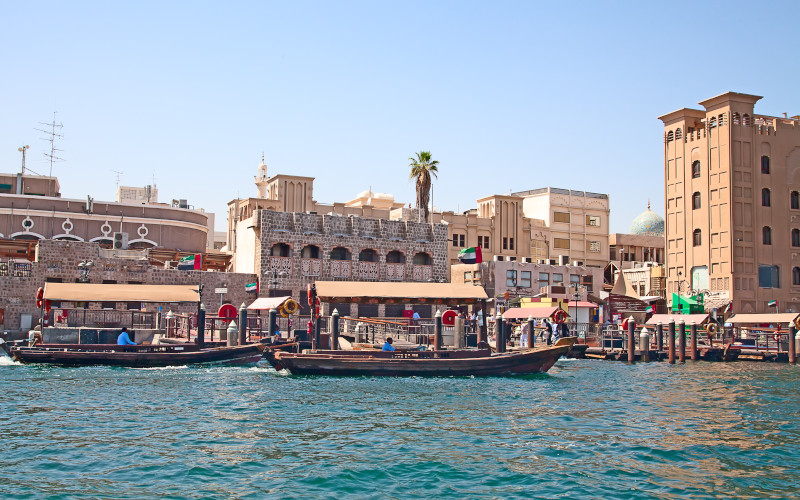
xmin=630 ymin=203 xmax=664 ymax=236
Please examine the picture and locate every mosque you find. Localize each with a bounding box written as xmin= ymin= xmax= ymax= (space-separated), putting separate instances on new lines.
xmin=606 ymin=204 xmax=666 ymax=298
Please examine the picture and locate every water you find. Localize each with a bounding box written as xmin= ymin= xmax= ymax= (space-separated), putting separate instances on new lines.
xmin=2 ymin=357 xmax=799 ymax=499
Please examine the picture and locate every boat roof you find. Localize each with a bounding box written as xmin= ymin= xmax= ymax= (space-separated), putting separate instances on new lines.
xmin=247 ymin=296 xmax=292 ymax=311
xmin=645 ymin=313 xmax=709 ymax=326
xmin=43 ymin=283 xmax=200 ymax=303
xmin=727 ymin=313 xmax=800 ymax=325
xmin=314 ymin=281 xmax=488 ymax=305
xmin=502 ymin=307 xmax=560 ymax=320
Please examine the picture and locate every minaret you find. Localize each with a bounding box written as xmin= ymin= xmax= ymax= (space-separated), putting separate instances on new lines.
xmin=255 ymin=153 xmax=269 ymax=198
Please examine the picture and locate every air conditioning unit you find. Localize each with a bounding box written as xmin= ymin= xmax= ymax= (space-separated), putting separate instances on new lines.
xmin=558 ymin=255 xmax=570 ymax=266
xmin=572 ymin=260 xmax=584 ymax=266
xmin=113 ymin=232 xmax=129 ymax=250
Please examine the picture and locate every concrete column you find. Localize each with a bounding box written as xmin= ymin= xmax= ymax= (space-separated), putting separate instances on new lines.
xmin=238 ymin=303 xmax=247 ymax=345
xmin=196 ymin=303 xmax=205 ymax=349
xmin=331 ymin=308 xmax=340 ymax=351
xmin=434 ymin=309 xmax=442 ymax=351
xmin=627 ymin=317 xmax=635 ymax=363
xmin=678 ymin=321 xmax=686 ymax=363
xmin=495 ymin=315 xmax=505 ymax=353
xmin=640 ymin=328 xmax=650 ymax=362
xmin=227 ymin=320 xmax=238 ymax=347
xmin=668 ymin=320 xmax=675 ymax=364
xmin=454 ymin=315 xmax=464 ymax=349
xmin=690 ymin=322 xmax=698 ymax=361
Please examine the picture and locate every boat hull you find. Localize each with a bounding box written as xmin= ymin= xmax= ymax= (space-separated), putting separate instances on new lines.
xmin=9 ymin=343 xmax=267 ymax=368
xmin=271 ymin=342 xmax=572 ymax=377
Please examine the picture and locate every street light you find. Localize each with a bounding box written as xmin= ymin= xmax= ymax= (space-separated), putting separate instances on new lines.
xmin=571 ymin=280 xmax=586 ymax=335
xmin=77 ymin=260 xmax=94 ymax=282
xmin=267 ymin=269 xmax=289 ymax=295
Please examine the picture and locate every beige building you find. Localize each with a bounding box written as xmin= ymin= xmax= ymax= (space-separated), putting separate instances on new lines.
xmin=659 ymin=91 xmax=800 ymax=313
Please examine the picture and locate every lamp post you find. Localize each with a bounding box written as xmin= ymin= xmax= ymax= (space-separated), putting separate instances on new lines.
xmin=77 ymin=260 xmax=94 ymax=282
xmin=571 ymin=280 xmax=585 ymax=335
xmin=267 ymin=269 xmax=289 ymax=296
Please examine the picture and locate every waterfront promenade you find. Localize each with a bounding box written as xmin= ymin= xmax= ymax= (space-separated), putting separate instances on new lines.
xmin=2 ymin=357 xmax=798 ymax=498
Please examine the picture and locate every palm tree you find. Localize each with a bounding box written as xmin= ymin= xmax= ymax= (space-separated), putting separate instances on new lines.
xmin=408 ymin=151 xmax=439 ymax=223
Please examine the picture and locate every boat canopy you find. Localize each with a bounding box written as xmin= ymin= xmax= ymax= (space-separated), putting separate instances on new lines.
xmin=502 ymin=307 xmax=561 ymax=320
xmin=247 ymin=296 xmax=292 ymax=311
xmin=644 ymin=313 xmax=709 ymax=326
xmin=43 ymin=283 xmax=200 ymax=303
xmin=314 ymin=281 xmax=488 ymax=305
xmin=727 ymin=313 xmax=800 ymax=325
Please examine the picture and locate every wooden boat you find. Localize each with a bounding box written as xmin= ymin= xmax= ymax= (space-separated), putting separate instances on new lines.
xmin=264 ymin=337 xmax=576 ymax=377
xmin=8 ymin=342 xmax=267 ymax=368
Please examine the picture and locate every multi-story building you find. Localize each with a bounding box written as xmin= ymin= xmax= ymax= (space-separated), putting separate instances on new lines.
xmin=659 ymin=91 xmax=800 ymax=313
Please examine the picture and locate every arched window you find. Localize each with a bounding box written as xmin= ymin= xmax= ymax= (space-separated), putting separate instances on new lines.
xmin=761 ymin=156 xmax=770 ymax=174
xmin=692 ymin=160 xmax=701 ymax=178
xmin=358 ymin=249 xmax=378 ymax=262
xmin=667 ymin=131 xmax=674 ymax=142
xmin=709 ymin=117 xmax=717 ymax=129
xmin=692 ymin=192 xmax=701 ymax=210
xmin=732 ymin=112 xmax=741 ymax=125
xmin=793 ymin=229 xmax=800 ymax=247
xmin=270 ymin=243 xmax=291 ymax=257
xmin=792 ymin=191 xmax=800 ymax=210
xmin=675 ymin=128 xmax=682 ymax=140
xmin=386 ymin=250 xmax=406 ymax=264
xmin=794 ymin=267 xmax=800 ymax=286
xmin=413 ymin=252 xmax=432 ymax=265
xmin=762 ymin=188 xmax=771 ymax=207
xmin=693 ymin=229 xmax=702 ymax=247
xmin=301 ymin=244 xmax=320 ymax=258
xmin=743 ymin=114 xmax=751 ymax=126
xmin=718 ymin=114 xmax=724 ymax=126
xmin=330 ymin=247 xmax=351 ymax=260
xmin=763 ymin=226 xmax=772 ymax=245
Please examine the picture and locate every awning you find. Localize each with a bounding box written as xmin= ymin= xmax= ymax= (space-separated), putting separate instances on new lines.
xmin=645 ymin=313 xmax=709 ymax=326
xmin=503 ymin=307 xmax=560 ymax=320
xmin=43 ymin=283 xmax=200 ymax=303
xmin=247 ymin=296 xmax=292 ymax=311
xmin=727 ymin=313 xmax=800 ymax=325
xmin=566 ymin=301 xmax=599 ymax=308
xmin=314 ymin=281 xmax=488 ymax=305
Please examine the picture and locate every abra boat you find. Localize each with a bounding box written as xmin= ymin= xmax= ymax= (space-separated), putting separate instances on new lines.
xmin=264 ymin=338 xmax=576 ymax=377
xmin=9 ymin=342 xmax=267 ymax=368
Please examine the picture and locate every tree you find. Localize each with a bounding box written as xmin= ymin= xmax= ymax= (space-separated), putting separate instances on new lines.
xmin=408 ymin=151 xmax=439 ymax=223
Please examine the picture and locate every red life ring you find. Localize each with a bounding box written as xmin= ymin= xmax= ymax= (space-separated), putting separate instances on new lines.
xmin=36 ymin=287 xmax=44 ymax=309
xmin=554 ymin=309 xmax=568 ymax=324
xmin=218 ymin=304 xmax=237 ymax=323
xmin=442 ymin=310 xmax=457 ymax=326
xmin=622 ymin=317 xmax=631 ymax=330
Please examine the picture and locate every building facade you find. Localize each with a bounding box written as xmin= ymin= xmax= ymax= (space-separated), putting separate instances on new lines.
xmin=659 ymin=91 xmax=800 ymax=313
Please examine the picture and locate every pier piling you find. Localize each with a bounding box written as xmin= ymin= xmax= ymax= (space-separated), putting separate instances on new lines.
xmin=668 ymin=321 xmax=675 ymax=364
xmin=657 ymin=322 xmax=663 ymax=352
xmin=269 ymin=308 xmax=277 ymax=339
xmin=690 ymin=322 xmax=698 ymax=361
xmin=331 ymin=308 xmax=340 ymax=350
xmin=197 ymin=303 xmax=205 ymax=349
xmin=790 ymin=326 xmax=797 ymax=364
xmin=527 ymin=316 xmax=535 ymax=349
xmin=434 ymin=310 xmax=442 ymax=351
xmin=627 ymin=317 xmax=635 ymax=363
xmin=678 ymin=321 xmax=686 ymax=363
xmin=640 ymin=327 xmax=650 ymax=362
xmin=454 ymin=315 xmax=464 ymax=348
xmin=496 ymin=315 xmax=505 ymax=353
xmin=314 ymin=315 xmax=321 ymax=350
xmin=239 ymin=303 xmax=247 ymax=345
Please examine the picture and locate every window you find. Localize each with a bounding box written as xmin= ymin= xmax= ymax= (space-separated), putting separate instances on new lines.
xmin=509 ymin=238 xmax=514 ymax=251
xmin=792 ymin=191 xmax=799 ymax=210
xmin=464 ymin=271 xmax=472 ymax=281
xmin=692 ymin=161 xmax=701 ymax=178
xmin=582 ymin=275 xmax=594 ymax=293
xmin=413 ymin=252 xmax=432 ymax=265
xmin=693 ymin=229 xmax=702 ymax=247
xmin=553 ymin=273 xmax=563 ymax=284
xmin=588 ymin=241 xmax=600 ymax=252
xmin=554 ymin=212 xmax=570 ymax=223
xmin=506 ymin=270 xmax=517 ymax=287
xmin=763 ymin=226 xmax=772 ymax=245
xmin=271 ymin=243 xmax=291 ymax=257
xmin=794 ymin=267 xmax=800 ymax=286
xmin=762 ymin=188 xmax=771 ymax=207
xmin=452 ymin=234 xmax=465 ymax=247
xmin=478 ymin=235 xmax=490 ymax=249
xmin=538 ymin=272 xmax=549 ymax=285
xmin=758 ymin=265 xmax=780 ymax=288
xmin=761 ymin=156 xmax=770 ymax=174
xmin=692 ymin=192 xmax=701 ymax=210
xmin=554 ymin=238 xmax=570 ymax=249
xmin=386 ymin=250 xmax=406 ymax=263
xmin=675 ymin=128 xmax=682 ymax=140
xmin=586 ymin=215 xmax=601 ymax=227
xmin=301 ymin=245 xmax=321 ymax=259
xmin=520 ymin=271 xmax=531 ymax=288
xmin=667 ymin=131 xmax=674 ymax=142
xmin=709 ymin=117 xmax=716 ymax=129
xmin=503 ymin=237 xmax=508 ymax=250
xmin=793 ymin=229 xmax=800 ymax=247
xmin=570 ymin=275 xmax=580 ymax=284
xmin=330 ymin=247 xmax=351 ymax=260
xmin=359 ymin=249 xmax=378 ymax=262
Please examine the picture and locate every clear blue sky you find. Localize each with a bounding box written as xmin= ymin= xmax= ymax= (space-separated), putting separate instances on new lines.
xmin=3 ymin=1 xmax=799 ymax=232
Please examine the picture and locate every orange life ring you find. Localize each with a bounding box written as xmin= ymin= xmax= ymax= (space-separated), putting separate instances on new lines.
xmin=706 ymin=323 xmax=718 ymax=335
xmin=794 ymin=316 xmax=800 ymax=330
xmin=554 ymin=309 xmax=568 ymax=324
xmin=283 ymin=299 xmax=299 ymax=316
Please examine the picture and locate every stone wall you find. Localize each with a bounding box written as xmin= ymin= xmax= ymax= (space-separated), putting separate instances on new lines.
xmin=0 ymin=240 xmax=257 ymax=332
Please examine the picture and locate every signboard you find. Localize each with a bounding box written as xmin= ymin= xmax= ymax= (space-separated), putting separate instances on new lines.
xmin=215 ymin=288 xmax=228 ymax=294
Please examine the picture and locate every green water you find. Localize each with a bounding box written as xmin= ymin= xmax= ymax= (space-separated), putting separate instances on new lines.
xmin=1 ymin=357 xmax=799 ymax=499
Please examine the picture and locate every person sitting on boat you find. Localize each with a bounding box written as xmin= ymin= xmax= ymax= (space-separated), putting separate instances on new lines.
xmin=382 ymin=337 xmax=395 ymax=352
xmin=117 ymin=327 xmax=137 ymax=346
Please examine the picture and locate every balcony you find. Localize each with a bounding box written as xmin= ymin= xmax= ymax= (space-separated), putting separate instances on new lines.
xmin=330 ymin=260 xmax=351 ymax=279
xmin=359 ymin=261 xmax=379 ymax=280
xmin=386 ymin=263 xmax=405 ymax=281
xmin=412 ymin=264 xmax=433 ymax=282
xmin=269 ymin=256 xmax=292 ymax=275
xmin=300 ymin=258 xmax=321 ymax=277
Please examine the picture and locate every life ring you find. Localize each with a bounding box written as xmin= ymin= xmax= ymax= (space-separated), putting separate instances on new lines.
xmin=706 ymin=323 xmax=718 ymax=335
xmin=307 ymin=284 xmax=314 ymax=306
xmin=621 ymin=317 xmax=631 ymax=331
xmin=283 ymin=299 xmax=299 ymax=316
xmin=218 ymin=304 xmax=237 ymax=323
xmin=44 ymin=300 xmax=52 ymax=313
xmin=36 ymin=287 xmax=44 ymax=309
xmin=794 ymin=316 xmax=800 ymax=330
xmin=553 ymin=309 xmax=568 ymax=324
xmin=279 ymin=305 xmax=289 ymax=318
xmin=442 ymin=310 xmax=457 ymax=326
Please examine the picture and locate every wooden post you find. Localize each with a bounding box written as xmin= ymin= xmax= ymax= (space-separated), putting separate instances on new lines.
xmin=269 ymin=308 xmax=277 ymax=338
xmin=790 ymin=325 xmax=797 ymax=365
xmin=238 ymin=303 xmax=247 ymax=345
xmin=527 ymin=316 xmax=535 ymax=349
xmin=678 ymin=321 xmax=686 ymax=363
xmin=496 ymin=315 xmax=505 ymax=353
xmin=668 ymin=320 xmax=676 ymax=364
xmin=331 ymin=308 xmax=340 ymax=350
xmin=434 ymin=309 xmax=442 ymax=351
xmin=314 ymin=316 xmax=322 ymax=350
xmin=454 ymin=315 xmax=464 ymax=348
xmin=627 ymin=317 xmax=635 ymax=363
xmin=656 ymin=322 xmax=663 ymax=352
xmin=196 ymin=303 xmax=205 ymax=349
xmin=690 ymin=322 xmax=698 ymax=361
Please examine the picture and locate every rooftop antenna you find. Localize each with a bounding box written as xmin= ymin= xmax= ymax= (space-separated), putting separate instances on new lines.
xmin=112 ymin=170 xmax=124 ymax=193
xmin=35 ymin=112 xmax=64 ymax=196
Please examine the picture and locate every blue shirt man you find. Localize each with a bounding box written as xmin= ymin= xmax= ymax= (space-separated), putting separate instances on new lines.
xmin=117 ymin=328 xmax=137 ymax=345
xmin=382 ymin=337 xmax=395 ymax=351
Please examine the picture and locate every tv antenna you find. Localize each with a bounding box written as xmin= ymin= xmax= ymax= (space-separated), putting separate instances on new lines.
xmin=112 ymin=170 xmax=124 ymax=192
xmin=35 ymin=111 xmax=64 ymax=179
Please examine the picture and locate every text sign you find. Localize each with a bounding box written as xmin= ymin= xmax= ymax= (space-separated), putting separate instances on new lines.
xmin=215 ymin=288 xmax=228 ymax=294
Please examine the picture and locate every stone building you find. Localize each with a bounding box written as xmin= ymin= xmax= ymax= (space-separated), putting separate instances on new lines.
xmin=0 ymin=239 xmax=256 ymax=333
xmin=659 ymin=91 xmax=800 ymax=313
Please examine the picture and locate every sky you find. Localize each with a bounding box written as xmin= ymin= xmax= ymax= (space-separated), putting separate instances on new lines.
xmin=2 ymin=1 xmax=800 ymax=233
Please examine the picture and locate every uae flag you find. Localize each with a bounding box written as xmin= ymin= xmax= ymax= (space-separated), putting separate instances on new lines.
xmin=245 ymin=282 xmax=259 ymax=293
xmin=645 ymin=305 xmax=654 ymax=313
xmin=458 ymin=246 xmax=483 ymax=264
xmin=768 ymin=299 xmax=777 ymax=308
xmin=178 ymin=254 xmax=202 ymax=270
